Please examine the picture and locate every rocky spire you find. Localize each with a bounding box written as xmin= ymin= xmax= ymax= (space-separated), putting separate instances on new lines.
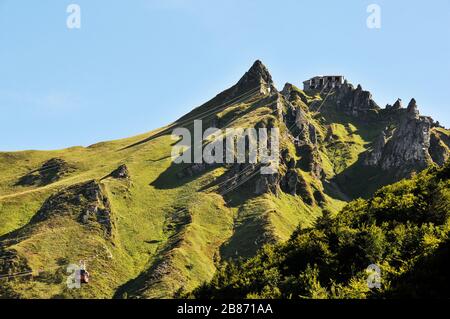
xmin=236 ymin=60 xmax=276 ymax=95
xmin=176 ymin=60 xmax=276 ymax=123
xmin=393 ymin=98 xmax=403 ymax=109
xmin=406 ymin=98 xmax=419 ymax=118
xmin=364 ymin=129 xmax=387 ymax=166
xmin=386 ymin=99 xmax=403 ymax=110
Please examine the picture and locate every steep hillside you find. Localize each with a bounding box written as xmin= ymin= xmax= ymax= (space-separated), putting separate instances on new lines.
xmin=193 ymin=160 xmax=450 ymax=299
xmin=0 ymin=61 xmax=449 ymax=298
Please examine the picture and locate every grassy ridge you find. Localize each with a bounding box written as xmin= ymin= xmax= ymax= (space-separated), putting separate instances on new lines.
xmin=193 ymin=161 xmax=450 ymax=299
xmin=1 ymin=78 xmax=448 ymax=299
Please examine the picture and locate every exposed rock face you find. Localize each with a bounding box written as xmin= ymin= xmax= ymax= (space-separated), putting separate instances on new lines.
xmin=16 ymin=158 xmax=74 ymax=186
xmin=235 ymin=82 xmax=326 ymax=198
xmin=281 ymin=83 xmax=309 ymax=106
xmin=386 ymin=98 xmax=403 ymax=111
xmin=283 ymin=86 xmax=323 ymax=178
xmin=364 ymin=99 xmax=433 ymax=177
xmin=173 ymin=62 xmax=448 ymax=203
xmin=365 ymin=129 xmax=389 ymax=166
xmin=393 ymin=98 xmax=403 ymax=109
xmin=177 ymin=163 xmax=213 ymax=179
xmin=254 ymin=173 xmax=279 ymax=195
xmin=108 ymin=164 xmax=130 ymax=179
xmin=280 ymin=168 xmax=315 ymax=205
xmin=31 ymin=180 xmax=114 ymax=237
xmin=332 ymin=82 xmax=379 ymax=117
xmin=177 ymin=60 xmax=277 ymax=123
xmin=296 ymin=142 xmax=323 ymax=178
xmin=236 ymin=60 xmax=277 ymax=95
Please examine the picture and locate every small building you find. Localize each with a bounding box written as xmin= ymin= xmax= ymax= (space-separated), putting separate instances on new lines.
xmin=303 ymin=75 xmax=345 ymax=90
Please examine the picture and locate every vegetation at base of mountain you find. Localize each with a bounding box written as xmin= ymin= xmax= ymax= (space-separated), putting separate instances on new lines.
xmin=192 ymin=160 xmax=450 ymax=299
xmin=0 ymin=60 xmax=449 ymax=299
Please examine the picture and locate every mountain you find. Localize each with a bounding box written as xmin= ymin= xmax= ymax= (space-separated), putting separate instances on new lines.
xmin=0 ymin=61 xmax=449 ymax=299
xmin=192 ymin=161 xmax=450 ymax=299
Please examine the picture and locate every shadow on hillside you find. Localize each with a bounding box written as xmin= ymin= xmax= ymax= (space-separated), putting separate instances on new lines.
xmin=327 ymin=155 xmax=397 ymax=200
xmin=146 ymin=154 xmax=172 ymax=163
xmin=0 ymin=207 xmax=44 ymax=251
xmin=319 ymin=104 xmax=387 ymax=142
xmin=148 ymin=92 xmax=275 ymax=191
xmin=150 ymin=157 xmax=217 ymax=190
xmin=114 ymin=205 xmax=193 ymax=299
xmin=219 ymin=206 xmax=272 ymax=261
xmin=119 ymin=127 xmax=176 ymax=151
xmin=222 ymin=177 xmax=260 ymax=207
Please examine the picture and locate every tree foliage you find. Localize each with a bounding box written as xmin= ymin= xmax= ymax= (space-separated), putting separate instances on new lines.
xmin=193 ymin=161 xmax=450 ymax=299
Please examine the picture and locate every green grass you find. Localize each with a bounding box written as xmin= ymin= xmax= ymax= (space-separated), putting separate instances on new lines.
xmin=1 ymin=80 xmax=444 ymax=299
xmin=323 ymin=123 xmax=367 ymax=174
xmin=1 ymin=88 xmax=336 ymax=299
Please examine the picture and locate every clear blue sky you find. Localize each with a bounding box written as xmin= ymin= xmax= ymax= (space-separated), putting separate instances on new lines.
xmin=1 ymin=0 xmax=449 ymax=151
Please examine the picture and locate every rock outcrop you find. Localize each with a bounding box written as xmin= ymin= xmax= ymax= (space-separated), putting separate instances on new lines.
xmin=177 ymin=162 xmax=212 ymax=179
xmin=364 ymin=99 xmax=433 ymax=177
xmin=171 ymin=62 xmax=448 ymax=203
xmin=282 ymin=84 xmax=323 ymax=178
xmin=31 ymin=180 xmax=114 ymax=237
xmin=108 ymin=164 xmax=130 ymax=179
xmin=245 ymin=85 xmax=327 ymax=199
xmin=16 ymin=158 xmax=74 ymax=186
xmin=280 ymin=168 xmax=315 ymax=205
xmin=235 ymin=60 xmax=277 ymax=96
xmin=332 ymin=82 xmax=380 ymax=117
xmin=176 ymin=60 xmax=277 ymax=123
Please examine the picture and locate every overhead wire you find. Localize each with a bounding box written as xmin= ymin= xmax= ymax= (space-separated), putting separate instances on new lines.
xmin=0 ymin=87 xmax=279 ymax=281
xmin=0 ymin=87 xmax=263 ymax=189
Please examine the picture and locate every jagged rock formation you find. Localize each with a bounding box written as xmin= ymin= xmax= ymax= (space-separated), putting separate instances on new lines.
xmin=331 ymin=82 xmax=380 ymax=117
xmin=31 ymin=180 xmax=114 ymax=237
xmin=386 ymin=98 xmax=403 ymax=111
xmin=176 ymin=162 xmax=214 ymax=179
xmin=364 ymin=128 xmax=388 ymax=166
xmin=364 ymin=99 xmax=435 ymax=178
xmin=235 ymin=60 xmax=277 ymax=96
xmin=16 ymin=158 xmax=74 ymax=186
xmin=1 ymin=60 xmax=449 ymax=299
xmin=176 ymin=60 xmax=276 ymax=125
xmin=280 ymin=167 xmax=315 ymax=205
xmin=282 ymin=83 xmax=323 ymax=178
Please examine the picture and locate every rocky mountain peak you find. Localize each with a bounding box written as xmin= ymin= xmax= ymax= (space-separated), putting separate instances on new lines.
xmin=236 ymin=60 xmax=276 ymax=95
xmin=176 ymin=60 xmax=276 ymax=123
xmin=385 ymin=99 xmax=404 ymax=111
xmin=393 ymin=98 xmax=403 ymax=109
xmin=246 ymin=60 xmax=272 ymax=82
xmin=332 ymin=81 xmax=379 ymax=117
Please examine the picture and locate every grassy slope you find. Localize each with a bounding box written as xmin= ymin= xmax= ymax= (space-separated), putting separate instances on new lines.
xmin=2 ymin=83 xmax=444 ymax=298
xmin=0 ymin=107 xmax=248 ymax=297
xmin=0 ymin=132 xmax=180 ymax=298
xmin=192 ymin=161 xmax=450 ymax=299
xmin=1 ymin=89 xmax=326 ymax=298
